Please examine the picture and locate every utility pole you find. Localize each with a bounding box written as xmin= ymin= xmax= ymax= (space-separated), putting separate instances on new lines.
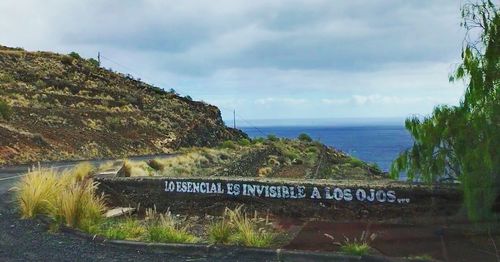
xmin=233 ymin=109 xmax=236 ymax=129
xmin=97 ymin=51 xmax=101 ymax=65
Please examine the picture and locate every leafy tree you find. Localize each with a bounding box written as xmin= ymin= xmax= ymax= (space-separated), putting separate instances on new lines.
xmin=391 ymin=0 xmax=499 ymax=221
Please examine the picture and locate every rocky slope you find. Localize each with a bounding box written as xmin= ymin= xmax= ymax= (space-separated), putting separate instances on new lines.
xmin=0 ymin=45 xmax=245 ymax=165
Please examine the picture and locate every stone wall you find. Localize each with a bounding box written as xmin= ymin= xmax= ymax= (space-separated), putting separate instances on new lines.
xmin=95 ymin=175 xmax=462 ymax=220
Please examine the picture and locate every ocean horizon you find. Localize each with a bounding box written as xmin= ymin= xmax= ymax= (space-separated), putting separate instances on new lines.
xmin=239 ymin=124 xmax=413 ymax=173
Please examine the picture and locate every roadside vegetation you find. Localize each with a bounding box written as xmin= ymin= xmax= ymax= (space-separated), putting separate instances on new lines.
xmin=208 ymin=206 xmax=275 ymax=247
xmin=324 ymin=230 xmax=377 ymax=256
xmin=115 ymin=134 xmax=385 ymax=181
xmin=13 ymin=165 xmax=283 ymax=247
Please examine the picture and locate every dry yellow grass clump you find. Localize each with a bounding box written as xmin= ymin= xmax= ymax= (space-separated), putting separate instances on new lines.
xmin=13 ymin=163 xmax=106 ymax=230
xmin=207 ymin=206 xmax=275 ymax=247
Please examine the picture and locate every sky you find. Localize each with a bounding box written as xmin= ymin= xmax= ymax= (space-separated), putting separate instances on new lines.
xmin=0 ymin=0 xmax=467 ymax=126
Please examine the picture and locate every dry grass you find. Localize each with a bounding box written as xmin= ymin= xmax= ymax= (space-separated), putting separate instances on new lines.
xmin=155 ymin=148 xmax=233 ymax=177
xmin=13 ymin=163 xmax=106 ymax=230
xmin=207 ymin=217 xmax=233 ymax=244
xmin=222 ymin=206 xmax=275 ymax=247
xmin=54 ymin=180 xmax=106 ymax=228
xmin=14 ymin=167 xmax=61 ymax=218
xmin=120 ymin=160 xmax=154 ymax=177
xmin=144 ymin=207 xmax=198 ymax=244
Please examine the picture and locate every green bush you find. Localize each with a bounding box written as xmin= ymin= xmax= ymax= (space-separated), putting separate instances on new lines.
xmin=252 ymin=137 xmax=265 ymax=144
xmin=349 ymin=157 xmax=364 ymax=168
xmin=298 ymin=133 xmax=313 ymax=142
xmin=68 ymin=52 xmax=81 ymax=59
xmin=220 ymin=140 xmax=237 ymax=149
xmin=238 ymin=138 xmax=251 ymax=146
xmin=0 ymin=100 xmax=12 ymax=120
xmin=267 ymin=134 xmax=279 ymax=142
xmin=88 ymin=58 xmax=100 ymax=67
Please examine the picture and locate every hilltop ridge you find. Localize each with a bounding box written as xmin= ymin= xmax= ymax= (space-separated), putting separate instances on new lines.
xmin=0 ymin=45 xmax=246 ymax=165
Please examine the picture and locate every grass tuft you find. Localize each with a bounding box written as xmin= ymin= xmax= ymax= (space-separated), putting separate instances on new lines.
xmin=100 ymin=218 xmax=147 ymax=240
xmin=146 ymin=224 xmax=198 ymax=243
xmin=225 ymin=206 xmax=275 ymax=248
xmin=14 ymin=167 xmax=60 ymax=219
xmin=207 ymin=218 xmax=233 ymax=244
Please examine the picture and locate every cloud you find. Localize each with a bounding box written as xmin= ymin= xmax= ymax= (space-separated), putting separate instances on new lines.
xmin=0 ymin=0 xmax=467 ymax=121
xmin=255 ymin=97 xmax=308 ymax=105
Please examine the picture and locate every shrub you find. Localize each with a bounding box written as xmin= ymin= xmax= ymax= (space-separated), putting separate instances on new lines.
xmin=267 ymin=134 xmax=279 ymax=142
xmin=88 ymin=58 xmax=100 ymax=67
xmin=0 ymin=99 xmax=12 ymax=120
xmin=349 ymin=157 xmax=365 ymax=168
xmin=252 ymin=137 xmax=265 ymax=144
xmin=298 ymin=133 xmax=313 ymax=142
xmin=61 ymin=55 xmax=74 ymax=65
xmin=220 ymin=140 xmax=237 ymax=149
xmin=184 ymin=95 xmax=193 ymax=101
xmin=68 ymin=52 xmax=81 ymax=59
xmin=238 ymin=138 xmax=251 ymax=146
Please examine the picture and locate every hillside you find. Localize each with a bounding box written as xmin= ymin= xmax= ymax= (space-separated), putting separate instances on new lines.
xmin=0 ymin=45 xmax=246 ymax=165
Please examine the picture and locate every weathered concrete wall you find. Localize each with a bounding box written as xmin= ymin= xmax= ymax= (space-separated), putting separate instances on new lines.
xmin=95 ymin=175 xmax=462 ymax=220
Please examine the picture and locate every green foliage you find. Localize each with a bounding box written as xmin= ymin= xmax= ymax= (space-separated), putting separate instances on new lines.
xmin=340 ymin=242 xmax=370 ymax=256
xmin=0 ymin=72 xmax=15 ymax=83
xmin=105 ymin=116 xmax=121 ymax=130
xmin=349 ymin=157 xmax=364 ymax=168
xmin=207 ymin=219 xmax=233 ymax=244
xmin=220 ymin=140 xmax=237 ymax=149
xmin=88 ymin=58 xmax=100 ymax=67
xmin=391 ymin=1 xmax=499 ymax=221
xmin=0 ymin=99 xmax=12 ymax=120
xmin=238 ymin=138 xmax=251 ymax=146
xmin=252 ymin=137 xmax=265 ymax=144
xmin=184 ymin=95 xmax=193 ymax=101
xmin=68 ymin=52 xmax=81 ymax=60
xmin=267 ymin=134 xmax=279 ymax=142
xmin=146 ymin=224 xmax=198 ymax=243
xmin=225 ymin=206 xmax=275 ymax=248
xmin=298 ymin=133 xmax=313 ymax=142
xmin=99 ymin=218 xmax=146 ymax=240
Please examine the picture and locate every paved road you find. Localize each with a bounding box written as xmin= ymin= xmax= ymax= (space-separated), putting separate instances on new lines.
xmin=0 ymin=154 xmax=172 ymax=194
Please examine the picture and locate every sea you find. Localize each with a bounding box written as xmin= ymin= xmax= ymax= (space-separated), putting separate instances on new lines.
xmin=240 ymin=125 xmax=413 ymax=172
